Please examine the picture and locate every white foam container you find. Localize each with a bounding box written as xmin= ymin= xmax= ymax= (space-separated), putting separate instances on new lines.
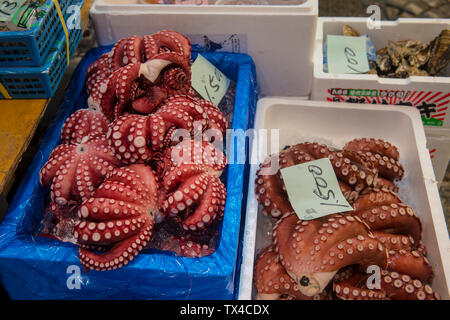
xmin=311 ymin=17 xmax=450 ymax=127
xmin=425 ymin=127 xmax=450 ymax=185
xmin=238 ymin=97 xmax=450 ymax=300
xmin=89 ymin=0 xmax=318 ymax=97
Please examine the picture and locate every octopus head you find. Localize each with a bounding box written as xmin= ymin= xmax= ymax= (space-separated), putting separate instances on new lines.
xmin=292 ymin=271 xmax=337 ymax=297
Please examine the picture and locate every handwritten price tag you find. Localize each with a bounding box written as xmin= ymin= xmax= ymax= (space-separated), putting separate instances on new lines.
xmin=327 ymin=35 xmax=370 ymax=74
xmin=0 ymin=0 xmax=26 ymax=22
xmin=190 ymin=54 xmax=230 ymax=106
xmin=280 ymin=158 xmax=353 ymax=220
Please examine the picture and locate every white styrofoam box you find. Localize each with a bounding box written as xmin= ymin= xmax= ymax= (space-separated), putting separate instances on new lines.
xmin=425 ymin=127 xmax=450 ymax=185
xmin=312 ymin=17 xmax=450 ymax=127
xmin=238 ymin=98 xmax=450 ymax=300
xmin=89 ymin=0 xmax=317 ymax=97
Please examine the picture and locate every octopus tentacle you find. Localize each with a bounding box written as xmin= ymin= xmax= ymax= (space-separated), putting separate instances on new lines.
xmin=86 ymin=53 xmax=111 ymax=86
xmin=144 ymin=30 xmax=191 ymax=61
xmin=75 ymin=216 xmax=146 ymax=245
xmin=107 ymin=114 xmax=155 ymax=164
xmin=159 ymin=95 xmax=208 ymax=132
xmin=79 ymin=217 xmax=154 ymax=271
xmin=387 ymin=249 xmax=434 ymax=283
xmin=109 ymin=38 xmax=128 ymax=71
xmin=357 ymin=150 xmax=404 ymax=182
xmin=159 ymin=139 xmax=226 ymax=178
xmin=273 ymin=212 xmax=388 ymax=297
xmin=181 ymin=174 xmax=226 ymax=230
xmin=353 ymin=203 xmax=422 ymax=245
xmin=333 ymin=269 xmax=387 ymax=300
xmin=344 ymin=138 xmax=400 ymax=161
xmin=296 ymin=142 xmax=377 ymax=192
xmin=374 ymin=176 xmax=398 ymax=192
xmin=122 ymin=35 xmax=143 ymax=65
xmin=373 ymin=231 xmax=415 ymax=251
xmin=61 ymin=108 xmax=109 ymax=144
xmin=114 ymin=63 xmax=142 ymax=117
xmin=199 ymin=100 xmax=228 ymax=137
xmin=380 ymin=270 xmax=439 ymax=300
xmin=177 ymin=237 xmax=215 ymax=258
xmin=92 ymin=69 xmax=121 ymax=121
xmin=75 ymin=164 xmax=157 ymax=271
xmin=352 ymin=190 xmax=402 ymax=211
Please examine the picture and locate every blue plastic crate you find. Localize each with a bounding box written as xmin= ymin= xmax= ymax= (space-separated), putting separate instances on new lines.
xmin=0 ymin=46 xmax=258 ymax=299
xmin=0 ymin=0 xmax=82 ymax=67
xmin=0 ymin=21 xmax=82 ymax=99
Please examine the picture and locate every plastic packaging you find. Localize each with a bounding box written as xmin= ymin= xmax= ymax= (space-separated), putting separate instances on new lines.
xmin=0 ymin=44 xmax=258 ymax=299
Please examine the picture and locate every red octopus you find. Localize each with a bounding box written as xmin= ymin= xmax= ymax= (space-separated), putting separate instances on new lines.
xmin=86 ymin=31 xmax=192 ymax=120
xmin=75 ymin=164 xmax=158 ymax=271
xmin=40 ymin=31 xmax=230 ymax=271
xmin=158 ymin=139 xmax=227 ymax=232
xmin=39 ymin=133 xmax=121 ymax=206
xmin=253 ymin=140 xmax=439 ymax=300
xmin=106 ymin=95 xmax=228 ymax=166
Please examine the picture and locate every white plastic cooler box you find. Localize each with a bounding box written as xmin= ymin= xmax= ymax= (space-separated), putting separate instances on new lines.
xmin=425 ymin=127 xmax=450 ymax=185
xmin=311 ymin=17 xmax=450 ymax=128
xmin=238 ymin=98 xmax=450 ymax=300
xmin=89 ymin=0 xmax=318 ymax=97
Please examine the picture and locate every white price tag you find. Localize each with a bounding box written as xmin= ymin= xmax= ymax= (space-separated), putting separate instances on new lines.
xmin=280 ymin=158 xmax=353 ymax=220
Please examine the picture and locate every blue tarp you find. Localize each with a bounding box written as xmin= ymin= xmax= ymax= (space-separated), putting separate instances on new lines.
xmin=0 ymin=45 xmax=257 ymax=299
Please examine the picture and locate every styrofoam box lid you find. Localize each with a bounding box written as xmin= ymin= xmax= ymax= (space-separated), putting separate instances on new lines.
xmin=238 ymin=98 xmax=450 ymax=300
xmin=94 ymin=0 xmax=314 ymax=12
xmin=314 ymin=17 xmax=450 ymax=83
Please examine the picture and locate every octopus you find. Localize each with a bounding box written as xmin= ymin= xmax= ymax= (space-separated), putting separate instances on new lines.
xmin=75 ymin=164 xmax=158 ymax=271
xmin=39 ymin=30 xmax=231 ymax=271
xmin=253 ymin=139 xmax=439 ymax=300
xmin=39 ymin=133 xmax=121 ymax=206
xmin=86 ymin=31 xmax=192 ymax=120
xmin=159 ymin=139 xmax=227 ymax=233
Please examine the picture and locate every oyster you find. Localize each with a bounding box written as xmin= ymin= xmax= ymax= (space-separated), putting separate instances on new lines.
xmin=376 ymin=51 xmax=392 ymax=74
xmin=426 ymin=29 xmax=450 ymax=76
xmin=343 ymin=25 xmax=360 ymax=37
xmin=374 ymin=31 xmax=449 ymax=78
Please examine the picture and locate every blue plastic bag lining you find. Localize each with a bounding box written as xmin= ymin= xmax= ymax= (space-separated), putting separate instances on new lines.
xmin=0 ymin=45 xmax=258 ymax=299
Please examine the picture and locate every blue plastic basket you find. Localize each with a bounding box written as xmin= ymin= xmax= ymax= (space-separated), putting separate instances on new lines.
xmin=0 ymin=46 xmax=258 ymax=299
xmin=0 ymin=0 xmax=82 ymax=67
xmin=0 ymin=21 xmax=82 ymax=99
